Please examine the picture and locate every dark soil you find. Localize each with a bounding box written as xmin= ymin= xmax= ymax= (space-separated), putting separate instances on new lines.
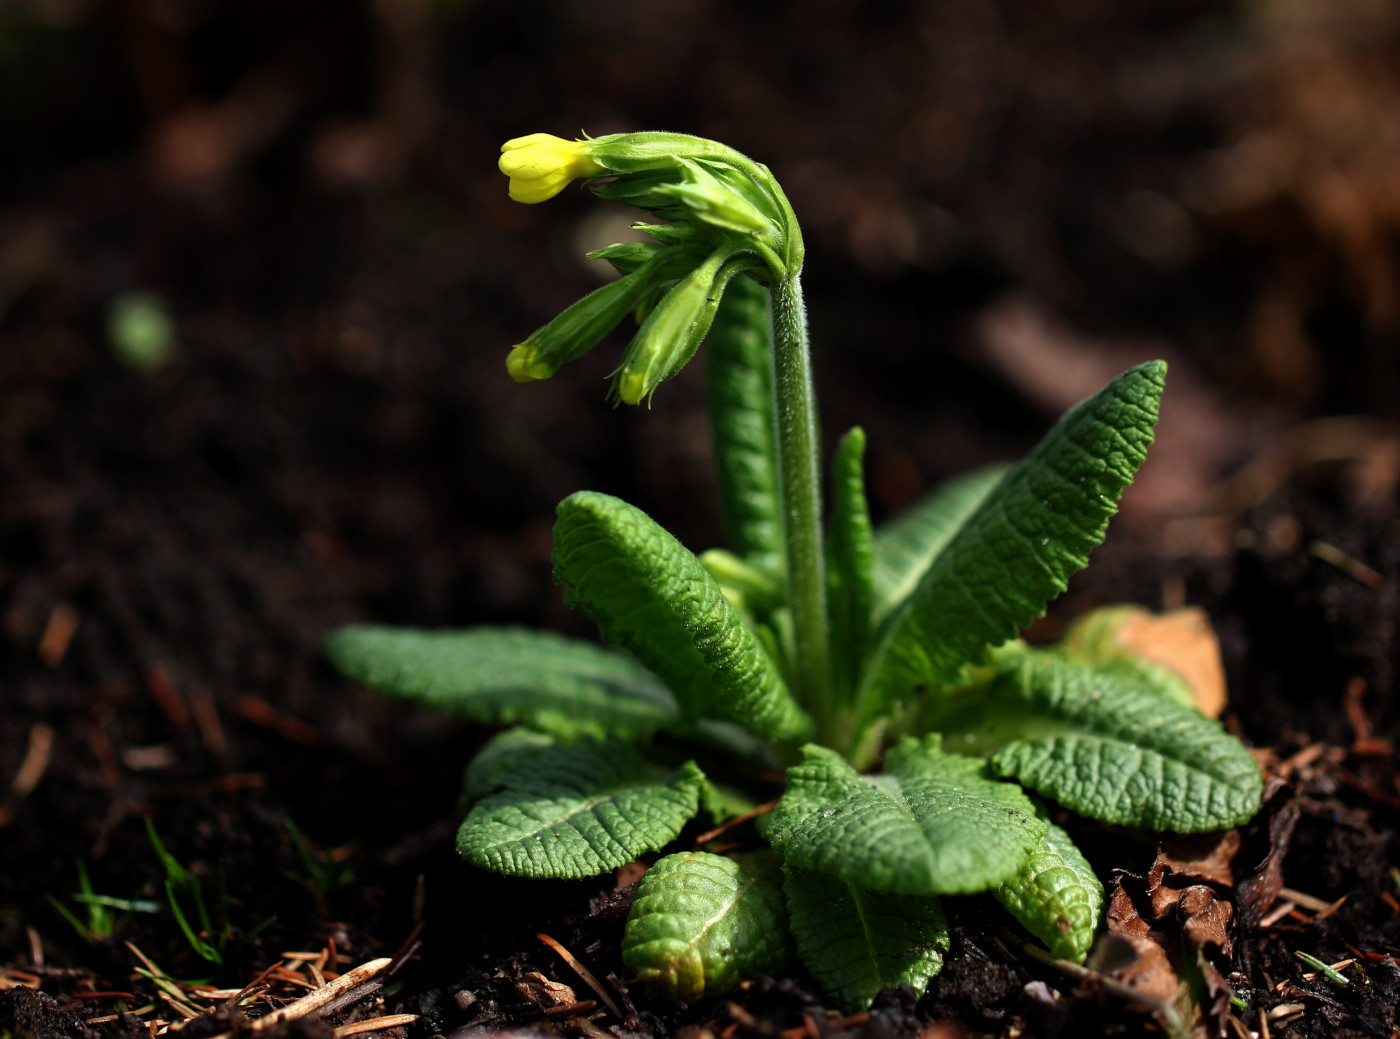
xmin=3 ymin=2 xmax=1398 ymax=1038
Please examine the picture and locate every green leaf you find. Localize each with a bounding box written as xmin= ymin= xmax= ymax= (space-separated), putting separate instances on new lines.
xmin=994 ymin=817 xmax=1102 ymax=962
xmin=324 ymin=625 xmax=678 ymax=740
xmin=622 ymin=852 xmax=792 ymax=1001
xmin=1055 ymin=605 xmax=1198 ymax=710
xmin=870 ymin=463 xmax=1010 ymax=622
xmin=457 ymin=739 xmax=705 ymax=878
xmin=863 ymin=361 xmax=1165 ymax=708
xmin=935 ymin=651 xmax=1263 ymax=831
xmin=460 ymin=727 xmax=557 ymax=808
xmin=783 ymin=865 xmax=949 ymax=1011
xmin=765 ymin=737 xmax=1045 ymax=895
xmin=826 ymin=428 xmax=874 ymax=701
xmin=706 ymin=273 xmax=783 ymax=575
xmin=553 ymin=491 xmax=811 ymax=741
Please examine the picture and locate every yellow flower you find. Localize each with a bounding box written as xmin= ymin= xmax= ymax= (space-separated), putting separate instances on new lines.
xmin=499 ymin=133 xmax=604 ymax=204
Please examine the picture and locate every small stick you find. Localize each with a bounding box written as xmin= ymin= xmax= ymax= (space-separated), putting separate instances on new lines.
xmin=38 ymin=603 xmax=79 ymax=667
xmin=221 ymin=961 xmax=278 ymax=1011
xmin=250 ymin=958 xmax=392 ymax=1030
xmin=388 ymin=921 xmax=425 ymax=976
xmin=694 ymin=800 xmax=777 ymax=847
xmin=1309 ymin=540 xmax=1383 ymax=588
xmin=1277 ymin=887 xmax=1333 ymax=914
xmin=332 ymin=1014 xmax=419 ymax=1037
xmin=11 ymin=723 xmax=54 ymax=799
xmin=1259 ymin=901 xmax=1297 ymax=928
xmin=536 ymin=933 xmax=621 ymax=1019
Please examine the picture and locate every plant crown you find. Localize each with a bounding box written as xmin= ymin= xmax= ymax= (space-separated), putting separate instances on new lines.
xmin=326 ymin=131 xmax=1263 ymax=1011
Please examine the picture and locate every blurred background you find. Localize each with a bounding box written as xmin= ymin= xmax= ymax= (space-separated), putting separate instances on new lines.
xmin=2 ymin=0 xmax=1399 ymax=984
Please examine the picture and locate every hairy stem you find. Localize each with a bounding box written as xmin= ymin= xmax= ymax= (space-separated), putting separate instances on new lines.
xmin=771 ymin=273 xmax=833 ymax=739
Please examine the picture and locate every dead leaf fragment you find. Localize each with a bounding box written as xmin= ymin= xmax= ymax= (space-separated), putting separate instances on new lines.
xmin=514 ymin=972 xmax=576 ymax=1010
xmin=1114 ymin=606 xmax=1228 ymax=718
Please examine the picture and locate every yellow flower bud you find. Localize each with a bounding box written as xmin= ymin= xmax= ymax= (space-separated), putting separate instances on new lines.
xmin=505 ymin=344 xmax=554 ymax=383
xmin=499 ymin=133 xmax=604 ymax=204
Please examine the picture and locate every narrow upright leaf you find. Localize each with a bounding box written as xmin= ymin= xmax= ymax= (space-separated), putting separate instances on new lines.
xmin=457 ymin=739 xmax=704 ymax=878
xmin=765 ymin=737 xmax=1045 ymax=895
xmin=706 ymin=273 xmax=783 ymax=575
xmin=325 ymin=626 xmax=678 ymax=740
xmin=623 ymin=852 xmax=791 ymax=1001
xmin=826 ymin=427 xmax=874 ymax=700
xmin=864 ymin=362 xmax=1165 ymax=708
xmin=870 ymin=464 xmax=1010 ymax=622
xmin=933 ymin=651 xmax=1263 ymax=832
xmin=994 ymin=817 xmax=1103 ymax=963
xmin=553 ymin=491 xmax=811 ymax=740
xmin=784 ymin=865 xmax=949 ymax=1012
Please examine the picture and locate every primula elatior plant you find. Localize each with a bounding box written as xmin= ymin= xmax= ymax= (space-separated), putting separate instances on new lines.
xmin=326 ymin=131 xmax=1263 ymax=1011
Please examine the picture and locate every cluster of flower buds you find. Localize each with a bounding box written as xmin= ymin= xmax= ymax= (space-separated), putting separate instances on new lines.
xmin=498 ymin=132 xmax=803 ymax=404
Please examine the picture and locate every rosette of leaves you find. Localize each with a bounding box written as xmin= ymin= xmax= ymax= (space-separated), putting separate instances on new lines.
xmin=326 ymin=134 xmax=1262 ymax=1012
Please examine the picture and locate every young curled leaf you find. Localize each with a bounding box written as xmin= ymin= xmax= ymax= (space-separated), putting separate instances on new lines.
xmin=783 ymin=865 xmax=949 ymax=1011
xmin=457 ymin=739 xmax=704 ymax=879
xmin=826 ymin=427 xmax=874 ymax=703
xmin=553 ymin=491 xmax=811 ymax=741
xmin=994 ymin=816 xmax=1103 ymax=963
xmin=706 ymin=273 xmax=783 ymax=577
xmin=622 ymin=852 xmax=791 ymax=1002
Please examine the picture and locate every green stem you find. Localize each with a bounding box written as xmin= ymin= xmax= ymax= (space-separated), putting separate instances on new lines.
xmin=770 ymin=272 xmax=832 ymax=739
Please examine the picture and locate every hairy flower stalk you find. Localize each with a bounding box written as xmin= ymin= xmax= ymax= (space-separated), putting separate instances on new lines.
xmin=496 ymin=130 xmax=830 ymax=714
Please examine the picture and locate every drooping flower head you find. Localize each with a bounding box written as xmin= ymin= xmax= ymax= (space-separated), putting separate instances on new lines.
xmin=498 ymin=131 xmax=803 ymax=403
xmin=499 ymin=133 xmax=605 ymax=204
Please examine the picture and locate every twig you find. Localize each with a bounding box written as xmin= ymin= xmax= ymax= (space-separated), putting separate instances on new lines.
xmin=250 ymin=958 xmax=392 ymax=1030
xmin=12 ymin=723 xmax=55 ymax=799
xmin=694 ymin=799 xmax=778 ymax=847
xmin=536 ymin=933 xmax=621 ymax=1019
xmin=1309 ymin=540 xmax=1383 ymax=588
xmin=332 ymin=1014 xmax=419 ymax=1037
xmin=38 ymin=603 xmax=79 ymax=667
xmin=1277 ymin=887 xmax=1333 ymax=914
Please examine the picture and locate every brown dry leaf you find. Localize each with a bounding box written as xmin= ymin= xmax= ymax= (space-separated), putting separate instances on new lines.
xmin=1233 ymin=790 xmax=1300 ymax=927
xmin=514 ymin=972 xmax=577 ymax=1010
xmin=1105 ymin=880 xmax=1182 ymax=1002
xmin=1144 ymin=831 xmax=1239 ymax=956
xmin=1114 ymin=607 xmax=1228 ymax=719
xmin=1177 ymin=885 xmax=1234 ymax=955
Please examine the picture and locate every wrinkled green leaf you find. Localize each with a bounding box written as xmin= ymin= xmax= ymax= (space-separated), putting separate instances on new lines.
xmin=622 ymin=852 xmax=791 ymax=1001
xmin=935 ymin=651 xmax=1263 ymax=831
xmin=765 ymin=737 xmax=1045 ymax=895
xmin=460 ymin=727 xmax=557 ymax=808
xmin=324 ymin=626 xmax=678 ymax=740
xmin=457 ymin=739 xmax=704 ymax=878
xmin=826 ymin=427 xmax=874 ymax=702
xmin=706 ymin=273 xmax=783 ymax=576
xmin=553 ymin=491 xmax=811 ymax=741
xmin=994 ymin=816 xmax=1102 ymax=962
xmin=870 ymin=463 xmax=1010 ymax=622
xmin=864 ymin=361 xmax=1164 ymax=709
xmin=783 ymin=865 xmax=948 ymax=1012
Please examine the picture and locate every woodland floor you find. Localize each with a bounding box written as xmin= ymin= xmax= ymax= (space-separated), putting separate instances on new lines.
xmin=2 ymin=2 xmax=1400 ymax=1038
